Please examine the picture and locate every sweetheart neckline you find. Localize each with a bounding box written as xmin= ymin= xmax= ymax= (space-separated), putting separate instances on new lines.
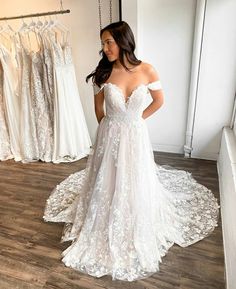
xmin=104 ymin=82 xmax=146 ymax=104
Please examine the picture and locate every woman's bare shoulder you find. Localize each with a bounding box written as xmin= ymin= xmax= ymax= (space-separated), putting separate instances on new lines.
xmin=140 ymin=62 xmax=160 ymax=82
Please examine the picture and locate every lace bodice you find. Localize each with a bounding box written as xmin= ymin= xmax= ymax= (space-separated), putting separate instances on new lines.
xmin=94 ymin=80 xmax=162 ymax=120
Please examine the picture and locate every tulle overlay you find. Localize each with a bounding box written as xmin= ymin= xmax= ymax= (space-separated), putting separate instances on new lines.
xmin=44 ymin=82 xmax=219 ymax=281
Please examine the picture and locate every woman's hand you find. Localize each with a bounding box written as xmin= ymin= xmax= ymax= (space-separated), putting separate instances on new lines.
xmin=142 ymin=89 xmax=164 ymax=119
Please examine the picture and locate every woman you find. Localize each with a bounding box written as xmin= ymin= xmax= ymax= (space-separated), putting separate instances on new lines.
xmin=44 ymin=21 xmax=219 ymax=281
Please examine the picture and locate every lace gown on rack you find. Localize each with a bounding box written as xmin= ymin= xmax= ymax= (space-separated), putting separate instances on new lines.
xmin=31 ymin=48 xmax=53 ymax=162
xmin=48 ymin=35 xmax=91 ymax=163
xmin=44 ymin=80 xmax=219 ymax=281
xmin=15 ymin=34 xmax=39 ymax=162
xmin=40 ymin=35 xmax=54 ymax=137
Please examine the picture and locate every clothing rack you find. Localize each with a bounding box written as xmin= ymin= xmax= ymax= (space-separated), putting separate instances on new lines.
xmin=0 ymin=9 xmax=70 ymax=21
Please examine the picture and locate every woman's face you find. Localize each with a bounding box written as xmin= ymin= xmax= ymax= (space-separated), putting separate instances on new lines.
xmin=101 ymin=30 xmax=120 ymax=62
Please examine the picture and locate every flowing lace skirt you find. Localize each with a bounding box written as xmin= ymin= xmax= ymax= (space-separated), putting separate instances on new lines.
xmin=44 ymin=116 xmax=219 ymax=281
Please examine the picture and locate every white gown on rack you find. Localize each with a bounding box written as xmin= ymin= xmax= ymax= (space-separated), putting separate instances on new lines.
xmin=44 ymin=80 xmax=219 ymax=281
xmin=16 ymin=34 xmax=39 ymax=162
xmin=0 ymin=58 xmax=12 ymax=160
xmin=0 ymin=43 xmax=21 ymax=161
xmin=48 ymin=35 xmax=91 ymax=163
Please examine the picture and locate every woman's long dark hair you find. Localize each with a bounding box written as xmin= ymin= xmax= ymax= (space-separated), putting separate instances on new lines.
xmin=86 ymin=21 xmax=141 ymax=87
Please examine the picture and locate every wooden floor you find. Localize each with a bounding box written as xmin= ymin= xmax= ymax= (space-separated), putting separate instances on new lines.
xmin=0 ymin=152 xmax=225 ymax=289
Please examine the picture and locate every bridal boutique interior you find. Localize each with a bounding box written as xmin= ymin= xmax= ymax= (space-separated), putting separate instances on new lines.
xmin=0 ymin=0 xmax=235 ymax=288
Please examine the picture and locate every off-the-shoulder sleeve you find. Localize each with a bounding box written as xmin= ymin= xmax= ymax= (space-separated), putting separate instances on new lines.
xmin=93 ymin=83 xmax=105 ymax=95
xmin=147 ymin=80 xmax=162 ymax=91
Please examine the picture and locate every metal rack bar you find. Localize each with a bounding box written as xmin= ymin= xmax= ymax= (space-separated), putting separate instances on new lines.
xmin=0 ymin=9 xmax=70 ymax=21
xmin=119 ymin=0 xmax=122 ymax=21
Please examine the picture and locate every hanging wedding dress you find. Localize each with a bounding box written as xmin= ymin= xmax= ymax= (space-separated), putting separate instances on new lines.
xmin=47 ymin=32 xmax=92 ymax=163
xmin=0 ymin=59 xmax=12 ymax=160
xmin=30 ymin=35 xmax=53 ymax=162
xmin=44 ymin=80 xmax=219 ymax=281
xmin=15 ymin=33 xmax=39 ymax=162
xmin=0 ymin=42 xmax=21 ymax=161
xmin=40 ymin=34 xmax=54 ymax=135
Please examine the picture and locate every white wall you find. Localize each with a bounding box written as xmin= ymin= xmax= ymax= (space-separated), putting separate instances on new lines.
xmin=123 ymin=0 xmax=236 ymax=160
xmin=218 ymin=127 xmax=236 ymax=289
xmin=0 ymin=0 xmax=119 ymax=143
xmin=123 ymin=0 xmax=197 ymax=154
xmin=192 ymin=0 xmax=236 ymax=160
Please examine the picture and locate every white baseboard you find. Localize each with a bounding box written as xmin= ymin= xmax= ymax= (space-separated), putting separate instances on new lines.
xmin=152 ymin=143 xmax=184 ymax=154
xmin=152 ymin=143 xmax=219 ymax=161
xmin=191 ymin=151 xmax=219 ymax=161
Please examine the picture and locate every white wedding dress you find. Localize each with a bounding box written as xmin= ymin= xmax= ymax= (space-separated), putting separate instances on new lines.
xmin=44 ymin=80 xmax=219 ymax=281
xmin=0 ymin=57 xmax=12 ymax=160
xmin=48 ymin=34 xmax=92 ymax=163
xmin=16 ymin=34 xmax=39 ymax=162
xmin=0 ymin=42 xmax=21 ymax=161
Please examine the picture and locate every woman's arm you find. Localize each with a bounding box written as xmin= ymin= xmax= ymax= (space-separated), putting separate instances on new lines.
xmin=142 ymin=89 xmax=164 ymax=119
xmin=94 ymin=89 xmax=105 ymax=123
xmin=142 ymin=65 xmax=164 ymax=119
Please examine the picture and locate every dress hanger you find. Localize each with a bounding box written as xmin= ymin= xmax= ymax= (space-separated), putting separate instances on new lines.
xmin=17 ymin=18 xmax=28 ymax=33
xmin=0 ymin=20 xmax=15 ymax=36
xmin=0 ymin=21 xmax=15 ymax=49
xmin=36 ymin=16 xmax=43 ymax=30
xmin=17 ymin=18 xmax=32 ymax=51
